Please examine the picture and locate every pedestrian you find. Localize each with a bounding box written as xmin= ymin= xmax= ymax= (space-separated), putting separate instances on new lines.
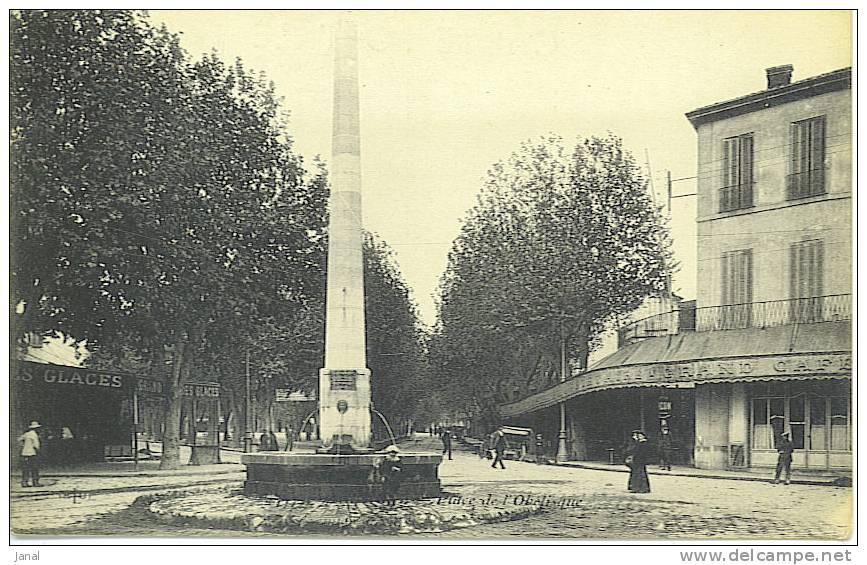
xmin=535 ymin=433 xmax=545 ymax=465
xmin=773 ymin=431 xmax=794 ymax=485
xmin=625 ymin=429 xmax=651 ymax=493
xmin=491 ymin=427 xmax=508 ymax=469
xmin=284 ymin=427 xmax=294 ymax=451
xmin=658 ymin=428 xmax=673 ymax=471
xmin=259 ymin=429 xmax=278 ymax=451
xmin=440 ymin=428 xmax=452 ymax=460
xmin=60 ymin=425 xmax=75 ymax=465
xmin=19 ymin=421 xmax=42 ymax=488
xmin=378 ymin=445 xmax=403 ymax=506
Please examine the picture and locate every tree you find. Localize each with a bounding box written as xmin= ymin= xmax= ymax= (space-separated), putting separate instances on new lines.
xmin=431 ymin=134 xmax=673 ymax=425
xmin=10 ymin=10 xmax=328 ymax=468
xmin=363 ymin=234 xmax=427 ymax=437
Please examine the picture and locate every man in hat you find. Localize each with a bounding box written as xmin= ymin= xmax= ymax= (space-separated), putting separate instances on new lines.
xmin=19 ymin=421 xmax=42 ymax=487
xmin=491 ymin=427 xmax=508 ymax=470
xmin=774 ymin=431 xmax=794 ymax=485
xmin=378 ymin=445 xmax=404 ymax=505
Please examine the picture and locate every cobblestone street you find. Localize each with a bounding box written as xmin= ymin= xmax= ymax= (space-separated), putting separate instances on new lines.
xmin=11 ymin=439 xmax=851 ymax=540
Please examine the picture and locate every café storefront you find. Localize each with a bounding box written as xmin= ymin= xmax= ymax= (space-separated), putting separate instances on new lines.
xmin=11 ymin=360 xmax=136 ymax=464
xmin=499 ymin=327 xmax=852 ymax=473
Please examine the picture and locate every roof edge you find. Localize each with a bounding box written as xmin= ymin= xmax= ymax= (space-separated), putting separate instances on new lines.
xmin=685 ymin=67 xmax=851 ymax=129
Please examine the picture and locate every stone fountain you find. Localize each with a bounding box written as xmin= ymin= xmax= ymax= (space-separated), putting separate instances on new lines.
xmin=241 ymin=21 xmax=442 ymax=501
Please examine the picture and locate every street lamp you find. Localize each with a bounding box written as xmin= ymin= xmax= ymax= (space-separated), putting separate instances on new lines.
xmin=556 ymin=315 xmax=568 ymax=463
xmin=244 ymin=351 xmax=252 ymax=454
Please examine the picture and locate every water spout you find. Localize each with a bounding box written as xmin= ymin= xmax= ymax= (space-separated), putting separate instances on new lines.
xmin=371 ymin=408 xmax=397 ymax=447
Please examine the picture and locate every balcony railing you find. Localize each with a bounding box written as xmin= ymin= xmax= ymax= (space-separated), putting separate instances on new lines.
xmin=618 ymin=294 xmax=851 ymax=347
xmin=719 ymin=182 xmax=753 ymax=212
xmin=787 ymin=169 xmax=826 ymax=200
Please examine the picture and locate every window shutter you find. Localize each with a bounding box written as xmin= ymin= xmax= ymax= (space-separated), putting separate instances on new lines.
xmin=810 ymin=116 xmax=826 ymax=193
xmin=814 ymin=240 xmax=824 ymax=298
xmin=723 ymin=139 xmax=731 ymax=187
xmin=791 ymin=122 xmax=803 ymax=175
xmin=721 ymin=252 xmax=730 ymax=305
xmin=741 ymin=135 xmax=753 ymax=206
xmin=810 ymin=116 xmax=826 ymax=171
xmin=789 ymin=243 xmax=798 ymax=300
xmin=743 ymin=249 xmax=753 ymax=304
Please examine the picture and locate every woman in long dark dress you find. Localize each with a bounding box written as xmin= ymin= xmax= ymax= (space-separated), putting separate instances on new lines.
xmin=625 ymin=430 xmax=651 ymax=493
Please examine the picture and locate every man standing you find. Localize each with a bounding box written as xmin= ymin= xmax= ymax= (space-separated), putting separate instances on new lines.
xmin=378 ymin=445 xmax=404 ymax=505
xmin=774 ymin=431 xmax=794 ymax=485
xmin=491 ymin=428 xmax=508 ymax=470
xmin=19 ymin=421 xmax=42 ymax=487
xmin=440 ymin=428 xmax=452 ymax=460
xmin=658 ymin=428 xmax=673 ymax=471
xmin=535 ymin=433 xmax=545 ymax=465
xmin=284 ymin=427 xmax=294 ymax=451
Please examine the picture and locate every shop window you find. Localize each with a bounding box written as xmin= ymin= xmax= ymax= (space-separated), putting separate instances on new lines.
xmin=809 ymin=394 xmax=826 ymax=450
xmin=789 ymin=394 xmax=805 ymax=449
xmin=752 ymin=398 xmax=770 ymax=449
xmin=830 ymin=397 xmax=849 ymax=451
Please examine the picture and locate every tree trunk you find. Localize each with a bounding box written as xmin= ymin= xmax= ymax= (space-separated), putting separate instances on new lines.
xmin=159 ymin=338 xmax=187 ymax=470
xmin=229 ymin=392 xmax=244 ymax=449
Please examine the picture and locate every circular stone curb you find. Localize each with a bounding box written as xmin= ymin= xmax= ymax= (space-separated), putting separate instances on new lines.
xmin=140 ymin=486 xmax=544 ymax=535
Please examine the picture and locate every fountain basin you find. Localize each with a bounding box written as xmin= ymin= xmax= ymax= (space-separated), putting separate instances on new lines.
xmin=242 ymin=452 xmax=443 ymax=501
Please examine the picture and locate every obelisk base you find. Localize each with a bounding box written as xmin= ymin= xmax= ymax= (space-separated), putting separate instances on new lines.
xmin=318 ymin=367 xmax=372 ymax=451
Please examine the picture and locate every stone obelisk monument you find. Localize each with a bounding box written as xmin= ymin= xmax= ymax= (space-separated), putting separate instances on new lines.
xmin=241 ymin=21 xmax=441 ymax=499
xmin=319 ymin=20 xmax=371 ymax=451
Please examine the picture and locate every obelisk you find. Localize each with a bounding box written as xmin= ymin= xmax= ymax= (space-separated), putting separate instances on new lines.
xmin=319 ymin=20 xmax=371 ymax=451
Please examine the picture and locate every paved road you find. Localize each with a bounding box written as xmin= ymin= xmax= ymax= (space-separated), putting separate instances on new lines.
xmin=11 ymin=436 xmax=852 ymax=540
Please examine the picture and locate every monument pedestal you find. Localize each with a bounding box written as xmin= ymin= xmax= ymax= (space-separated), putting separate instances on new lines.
xmin=242 ymin=452 xmax=443 ymax=501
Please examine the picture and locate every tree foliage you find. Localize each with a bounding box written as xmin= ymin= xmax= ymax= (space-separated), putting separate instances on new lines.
xmin=430 ymin=134 xmax=673 ymax=427
xmin=364 ymin=234 xmax=428 ymax=435
xmin=10 ymin=10 xmax=327 ymax=467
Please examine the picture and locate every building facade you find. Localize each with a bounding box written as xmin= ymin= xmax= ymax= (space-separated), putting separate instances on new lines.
xmin=499 ymin=66 xmax=852 ymax=473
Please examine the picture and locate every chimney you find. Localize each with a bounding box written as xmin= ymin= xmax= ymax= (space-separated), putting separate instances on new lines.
xmin=766 ymin=65 xmax=794 ymax=89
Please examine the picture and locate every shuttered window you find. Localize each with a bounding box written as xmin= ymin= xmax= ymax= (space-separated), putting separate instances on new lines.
xmin=720 ymin=249 xmax=753 ymax=328
xmin=720 ymin=134 xmax=754 ymax=212
xmin=789 ymin=239 xmax=824 ymax=322
xmin=788 ymin=116 xmax=826 ymax=199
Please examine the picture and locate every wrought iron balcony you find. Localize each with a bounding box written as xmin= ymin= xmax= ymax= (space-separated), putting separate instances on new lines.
xmin=719 ymin=182 xmax=753 ymax=212
xmin=617 ymin=294 xmax=851 ymax=347
xmin=787 ymin=169 xmax=826 ymax=200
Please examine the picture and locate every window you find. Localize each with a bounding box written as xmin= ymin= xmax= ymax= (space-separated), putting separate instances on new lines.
xmin=720 ymin=134 xmax=754 ymax=211
xmin=809 ymin=393 xmax=826 ymax=450
xmin=788 ymin=116 xmax=826 ymax=199
xmin=789 ymin=239 xmax=824 ymax=322
xmin=751 ymin=385 xmax=851 ymax=456
xmin=721 ymin=249 xmax=752 ymax=328
xmin=830 ymin=397 xmax=850 ymax=451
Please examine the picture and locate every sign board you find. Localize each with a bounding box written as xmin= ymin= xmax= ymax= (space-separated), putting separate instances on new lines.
xmin=183 ymin=382 xmax=220 ymax=398
xmin=276 ymin=389 xmax=316 ymax=402
xmin=14 ymin=360 xmax=131 ymax=391
xmin=500 ymin=352 xmax=852 ymax=418
xmin=136 ymin=377 xmax=164 ymax=396
xmin=329 ymin=370 xmax=357 ymax=391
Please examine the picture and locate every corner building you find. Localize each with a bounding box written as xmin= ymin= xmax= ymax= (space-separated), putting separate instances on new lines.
xmin=499 ymin=66 xmax=851 ymax=473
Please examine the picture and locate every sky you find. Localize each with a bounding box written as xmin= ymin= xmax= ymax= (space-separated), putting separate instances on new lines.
xmin=150 ymin=9 xmax=852 ymax=327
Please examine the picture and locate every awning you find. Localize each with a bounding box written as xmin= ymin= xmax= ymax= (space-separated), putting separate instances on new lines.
xmin=499 ymin=324 xmax=851 ymax=419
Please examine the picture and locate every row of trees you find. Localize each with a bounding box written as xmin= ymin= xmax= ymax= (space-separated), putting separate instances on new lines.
xmin=429 ymin=135 xmax=673 ymax=431
xmin=10 ymin=10 xmax=425 ymax=467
